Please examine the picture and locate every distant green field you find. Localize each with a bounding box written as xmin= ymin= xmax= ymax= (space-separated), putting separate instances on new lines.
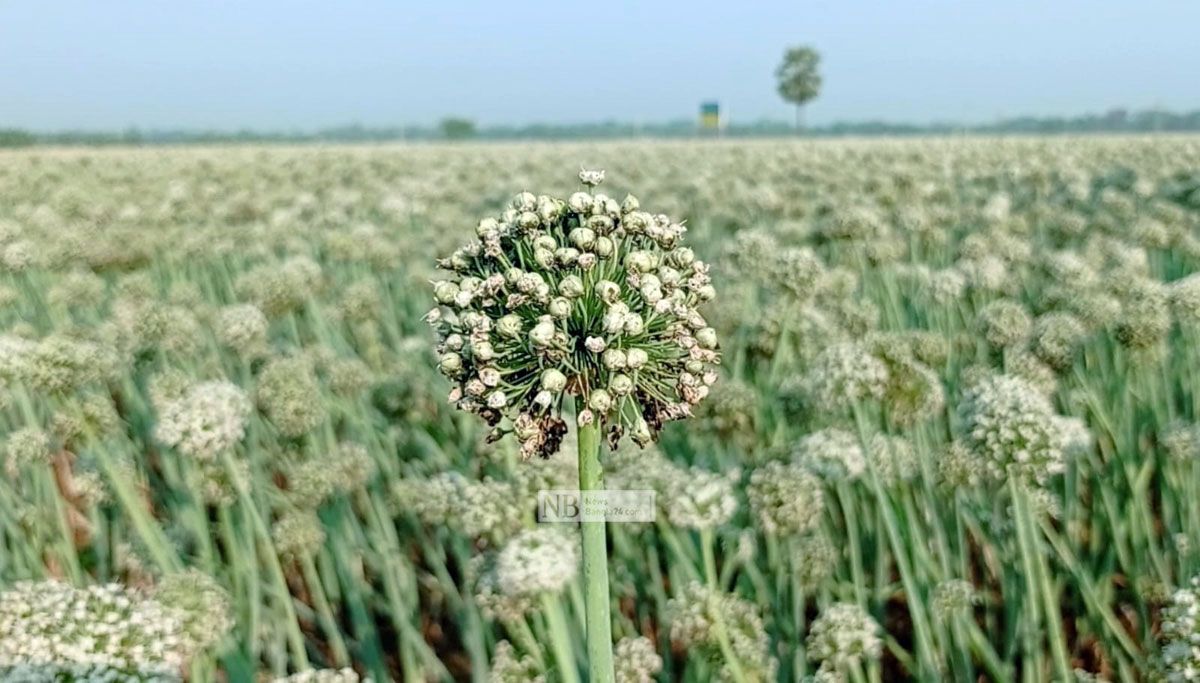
xmin=2 ymin=137 xmax=1200 ymax=681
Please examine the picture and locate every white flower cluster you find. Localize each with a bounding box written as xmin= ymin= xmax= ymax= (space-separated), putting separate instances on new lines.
xmin=215 ymin=303 xmax=269 ymax=355
xmin=665 ymin=582 xmax=777 ymax=681
xmin=977 ymin=300 xmax=1032 ymax=348
xmin=664 ymin=466 xmax=739 ymax=530
xmin=488 ymin=640 xmax=544 ymax=683
xmin=494 ymin=527 xmax=579 ymax=597
xmin=393 ymin=472 xmax=523 ymax=542
xmin=154 ymin=570 xmax=234 ymax=655
xmin=4 ymin=426 xmax=51 ymax=476
xmin=607 ymin=447 xmax=739 ymax=530
xmin=1171 ymin=273 xmax=1200 ymax=326
xmin=1159 ymin=575 xmax=1200 ymax=682
xmin=793 ymin=428 xmax=866 ymax=481
xmin=256 ymin=357 xmax=327 ymax=438
xmin=286 ymin=443 xmax=377 ymax=505
xmin=613 ymin=636 xmax=662 ymax=683
xmin=867 ymin=434 xmax=918 ymax=485
xmin=746 ymin=461 xmax=824 ymax=535
xmin=931 ymin=579 xmax=977 ymax=619
xmin=154 ymin=380 xmax=251 ymax=460
xmin=806 ymin=602 xmax=883 ymax=674
xmin=801 ymin=342 xmax=889 ymax=410
xmin=429 ymin=172 xmax=720 ymax=457
xmin=0 ymin=581 xmax=204 ymax=678
xmin=272 ymin=509 xmax=326 ymax=559
xmin=1031 ymin=312 xmax=1087 ymax=370
xmin=956 ymin=374 xmax=1071 ymax=484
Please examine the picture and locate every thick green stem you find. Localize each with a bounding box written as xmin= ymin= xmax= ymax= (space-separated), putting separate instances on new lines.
xmin=1010 ymin=478 xmax=1072 ymax=682
xmin=576 ymin=412 xmax=615 ymax=683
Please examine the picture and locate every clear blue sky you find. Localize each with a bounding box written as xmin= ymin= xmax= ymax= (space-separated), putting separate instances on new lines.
xmin=1 ymin=0 xmax=1197 ymax=131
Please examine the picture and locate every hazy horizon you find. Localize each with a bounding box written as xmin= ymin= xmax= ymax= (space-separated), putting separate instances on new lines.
xmin=2 ymin=0 xmax=1198 ymax=132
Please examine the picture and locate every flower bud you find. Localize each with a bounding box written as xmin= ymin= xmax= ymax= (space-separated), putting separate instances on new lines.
xmin=603 ymin=348 xmax=627 ymax=370
xmin=669 ymin=247 xmax=695 ymax=268
xmin=538 ymin=197 xmax=562 ymax=223
xmin=596 ymin=280 xmax=621 ymax=304
xmin=577 ymin=409 xmax=595 ymax=427
xmin=534 ymin=247 xmax=555 ymax=269
xmin=579 ymin=169 xmax=605 ymax=187
xmin=589 ymin=389 xmax=613 ymax=413
xmin=476 ymin=217 xmax=500 ymax=237
xmin=530 ymin=321 xmax=556 ymax=347
xmin=696 ymin=327 xmax=718 ymax=349
xmin=479 ymin=367 xmax=501 ymax=387
xmin=696 ymin=284 xmax=716 ymax=301
xmin=517 ymin=211 xmax=540 ymax=231
xmin=497 ymin=314 xmax=523 ymax=338
xmin=533 ymin=235 xmax=557 ymax=251
xmin=585 ymin=336 xmax=607 ymax=353
xmin=542 ymin=368 xmax=568 ymax=392
xmin=588 ymin=215 xmax=615 ymax=234
xmin=549 ymin=297 xmax=572 ymax=318
xmin=632 ymin=417 xmax=652 ymax=446
xmin=433 ymin=281 xmax=459 ymax=304
xmin=626 ymin=251 xmax=656 ymax=273
xmin=593 ymin=236 xmax=615 ymax=258
xmin=559 ymin=275 xmax=585 ymax=298
xmin=443 ymin=333 xmax=464 ymax=351
xmin=473 ymin=340 xmax=496 ymax=361
xmin=626 ymin=347 xmax=649 ymax=369
xmin=555 ymin=247 xmax=580 ymax=266
xmin=621 ymin=194 xmax=640 ymax=213
xmin=570 ymin=227 xmax=596 ymax=250
xmin=577 ymin=253 xmax=597 ymax=270
xmin=439 ymin=352 xmax=462 ymax=374
xmin=569 ymin=192 xmax=594 ymax=214
xmin=611 ymin=374 xmax=634 ymax=396
xmin=534 ymin=390 xmax=553 ymax=407
xmin=505 ymin=268 xmax=525 ymax=284
xmin=512 ymin=192 xmax=537 ymax=212
xmin=487 ymin=391 xmax=508 ymax=409
xmin=623 ymin=314 xmax=645 ymax=336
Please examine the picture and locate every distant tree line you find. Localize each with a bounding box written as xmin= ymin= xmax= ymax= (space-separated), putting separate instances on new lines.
xmin=4 ymin=108 xmax=1200 ymax=148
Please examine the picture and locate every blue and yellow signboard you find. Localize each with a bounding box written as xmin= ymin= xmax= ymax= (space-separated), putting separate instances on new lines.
xmin=700 ymin=101 xmax=720 ymax=131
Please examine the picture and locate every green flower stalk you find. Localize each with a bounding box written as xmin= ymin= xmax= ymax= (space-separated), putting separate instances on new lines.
xmin=429 ymin=169 xmax=721 ymax=681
